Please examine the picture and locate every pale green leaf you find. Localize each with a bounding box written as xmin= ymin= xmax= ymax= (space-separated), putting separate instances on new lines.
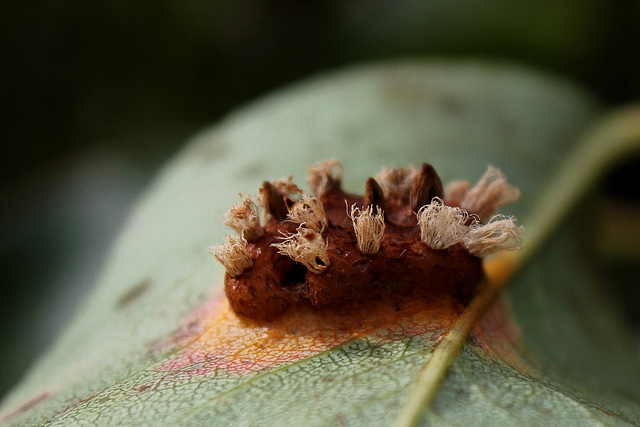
xmin=2 ymin=60 xmax=639 ymax=426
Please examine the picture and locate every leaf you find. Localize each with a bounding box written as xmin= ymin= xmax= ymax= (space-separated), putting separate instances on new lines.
xmin=2 ymin=60 xmax=639 ymax=426
xmin=397 ymin=104 xmax=640 ymax=425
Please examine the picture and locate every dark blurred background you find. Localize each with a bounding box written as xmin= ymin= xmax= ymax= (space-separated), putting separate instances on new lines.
xmin=1 ymin=1 xmax=640 ymax=399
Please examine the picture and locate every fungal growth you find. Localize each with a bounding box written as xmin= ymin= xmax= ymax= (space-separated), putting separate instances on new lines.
xmin=349 ymin=204 xmax=385 ymax=255
xmin=209 ymin=160 xmax=523 ymax=321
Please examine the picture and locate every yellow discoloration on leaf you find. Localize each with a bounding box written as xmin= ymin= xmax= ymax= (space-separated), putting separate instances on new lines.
xmin=159 ymin=294 xmax=465 ymax=375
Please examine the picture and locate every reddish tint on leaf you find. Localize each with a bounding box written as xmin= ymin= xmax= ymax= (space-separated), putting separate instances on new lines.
xmin=157 ymin=292 xmax=466 ymax=375
xmin=168 ymin=161 xmax=522 ymax=376
xmin=0 ymin=391 xmax=52 ymax=424
xmin=472 ymin=295 xmax=539 ymax=378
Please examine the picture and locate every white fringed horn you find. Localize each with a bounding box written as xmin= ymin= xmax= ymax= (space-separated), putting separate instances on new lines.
xmin=271 ymin=227 xmax=330 ymax=273
xmin=375 ymin=164 xmax=419 ymax=199
xmin=307 ymin=159 xmax=343 ymax=196
xmin=463 ymin=215 xmax=523 ymax=257
xmin=417 ymin=197 xmax=473 ymax=250
xmin=208 ymin=235 xmax=253 ymax=277
xmin=459 ymin=166 xmax=520 ymax=222
xmin=285 ymin=195 xmax=328 ymax=232
xmin=223 ymin=194 xmax=264 ymax=242
xmin=350 ymin=204 xmax=385 ymax=254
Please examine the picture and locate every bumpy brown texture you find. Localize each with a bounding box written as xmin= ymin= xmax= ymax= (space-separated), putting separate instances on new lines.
xmin=224 ymin=166 xmax=483 ymax=322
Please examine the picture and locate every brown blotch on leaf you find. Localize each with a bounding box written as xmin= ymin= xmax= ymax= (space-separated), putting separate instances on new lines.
xmin=1 ymin=391 xmax=52 ymax=423
xmin=116 ymin=279 xmax=151 ymax=309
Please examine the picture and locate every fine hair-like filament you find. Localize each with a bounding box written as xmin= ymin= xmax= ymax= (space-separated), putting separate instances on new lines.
xmin=459 ymin=166 xmax=520 ymax=222
xmin=416 ymin=197 xmax=472 ymax=250
xmin=463 ymin=215 xmax=523 ymax=257
xmin=307 ymin=159 xmax=343 ymax=196
xmin=286 ymin=196 xmax=328 ymax=232
xmin=223 ymin=194 xmax=264 ymax=242
xmin=350 ymin=204 xmax=385 ymax=254
xmin=208 ymin=235 xmax=253 ymax=277
xmin=375 ymin=164 xmax=419 ymax=200
xmin=272 ymin=227 xmax=330 ymax=273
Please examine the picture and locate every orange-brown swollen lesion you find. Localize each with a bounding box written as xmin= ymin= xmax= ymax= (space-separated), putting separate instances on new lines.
xmin=210 ymin=160 xmax=523 ymax=322
xmin=156 ymin=161 xmax=524 ymax=376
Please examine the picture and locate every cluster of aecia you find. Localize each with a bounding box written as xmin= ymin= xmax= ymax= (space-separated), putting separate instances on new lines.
xmin=209 ymin=160 xmax=523 ymax=279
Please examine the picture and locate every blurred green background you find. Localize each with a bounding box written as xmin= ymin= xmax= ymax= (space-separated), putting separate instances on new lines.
xmin=1 ymin=1 xmax=639 ymax=399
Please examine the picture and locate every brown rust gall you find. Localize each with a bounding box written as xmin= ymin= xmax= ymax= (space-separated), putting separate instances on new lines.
xmin=211 ymin=161 xmax=523 ymax=322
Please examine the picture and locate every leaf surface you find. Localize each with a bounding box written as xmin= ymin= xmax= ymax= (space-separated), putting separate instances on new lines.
xmin=2 ymin=60 xmax=639 ymax=426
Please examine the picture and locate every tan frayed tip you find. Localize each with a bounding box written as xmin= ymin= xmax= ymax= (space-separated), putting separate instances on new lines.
xmin=271 ymin=227 xmax=330 ymax=273
xmin=271 ymin=176 xmax=303 ymax=199
xmin=375 ymin=164 xmax=419 ymax=201
xmin=417 ymin=197 xmax=473 ymax=250
xmin=444 ymin=181 xmax=470 ymax=207
xmin=285 ymin=195 xmax=328 ymax=233
xmin=463 ymin=215 xmax=523 ymax=257
xmin=223 ymin=194 xmax=264 ymax=242
xmin=208 ymin=235 xmax=253 ymax=277
xmin=459 ymin=166 xmax=520 ymax=222
xmin=350 ymin=204 xmax=385 ymax=254
xmin=307 ymin=159 xmax=343 ymax=196
xmin=259 ymin=178 xmax=304 ymax=224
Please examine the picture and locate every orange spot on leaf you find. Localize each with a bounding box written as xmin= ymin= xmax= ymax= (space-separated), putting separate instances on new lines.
xmin=158 ymin=293 xmax=465 ymax=376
